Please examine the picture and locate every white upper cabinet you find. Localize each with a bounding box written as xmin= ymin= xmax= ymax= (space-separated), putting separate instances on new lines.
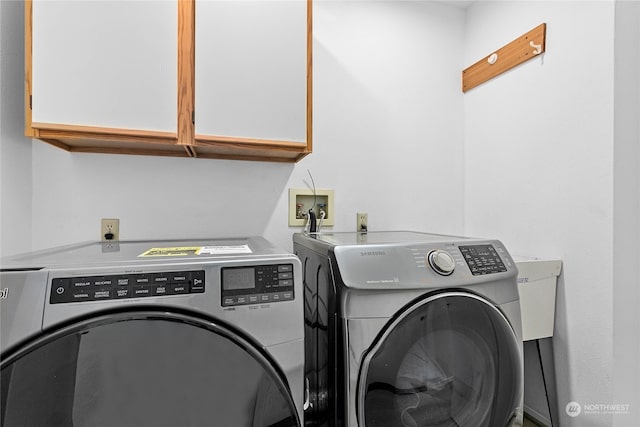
xmin=27 ymin=0 xmax=312 ymax=161
xmin=31 ymin=0 xmax=177 ymax=132
xmin=194 ymin=0 xmax=308 ymax=143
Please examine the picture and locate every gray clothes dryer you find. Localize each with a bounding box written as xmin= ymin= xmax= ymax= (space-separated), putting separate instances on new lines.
xmin=294 ymin=231 xmax=524 ymax=427
xmin=1 ymin=237 xmax=304 ymax=427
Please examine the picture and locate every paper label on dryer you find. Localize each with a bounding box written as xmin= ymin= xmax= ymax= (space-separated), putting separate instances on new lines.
xmin=199 ymin=245 xmax=252 ymax=255
xmin=138 ymin=245 xmax=252 ymax=257
xmin=139 ymin=247 xmax=202 ymax=257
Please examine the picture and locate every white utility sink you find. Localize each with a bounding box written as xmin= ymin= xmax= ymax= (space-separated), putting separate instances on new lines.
xmin=513 ymin=256 xmax=563 ymax=341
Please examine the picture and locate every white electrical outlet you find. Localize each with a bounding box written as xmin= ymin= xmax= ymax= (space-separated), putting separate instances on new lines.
xmin=101 ymin=218 xmax=120 ymax=241
xmin=357 ymin=212 xmax=368 ymax=232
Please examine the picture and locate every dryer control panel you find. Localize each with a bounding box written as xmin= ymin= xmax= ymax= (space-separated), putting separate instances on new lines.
xmin=221 ymin=264 xmax=294 ymax=307
xmin=50 ymin=270 xmax=205 ymax=304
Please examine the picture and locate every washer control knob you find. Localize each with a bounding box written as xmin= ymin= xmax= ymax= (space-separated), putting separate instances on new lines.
xmin=428 ymin=250 xmax=456 ymax=276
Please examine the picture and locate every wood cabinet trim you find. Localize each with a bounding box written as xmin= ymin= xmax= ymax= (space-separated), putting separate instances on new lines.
xmin=195 ymin=134 xmax=308 ymax=151
xmin=37 ymin=139 xmax=190 ymax=159
xmin=32 ymin=122 xmax=177 ymax=143
xmin=177 ymin=0 xmax=195 ymax=147
xmin=25 ymin=0 xmax=34 ymax=137
xmin=306 ymin=0 xmax=313 ymax=154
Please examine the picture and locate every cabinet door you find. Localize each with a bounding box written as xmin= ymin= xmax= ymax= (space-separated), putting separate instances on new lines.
xmin=31 ymin=0 xmax=177 ymax=133
xmin=194 ymin=0 xmax=308 ymax=143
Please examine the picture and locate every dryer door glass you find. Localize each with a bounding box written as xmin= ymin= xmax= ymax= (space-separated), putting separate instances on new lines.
xmin=0 ymin=311 xmax=300 ymax=427
xmin=359 ymin=293 xmax=522 ymax=427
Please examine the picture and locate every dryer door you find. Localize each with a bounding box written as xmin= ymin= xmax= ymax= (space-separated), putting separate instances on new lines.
xmin=0 ymin=310 xmax=300 ymax=427
xmin=358 ymin=292 xmax=522 ymax=427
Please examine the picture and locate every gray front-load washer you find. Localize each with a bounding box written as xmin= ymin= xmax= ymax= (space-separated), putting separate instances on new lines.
xmin=1 ymin=237 xmax=304 ymax=427
xmin=294 ymin=231 xmax=524 ymax=427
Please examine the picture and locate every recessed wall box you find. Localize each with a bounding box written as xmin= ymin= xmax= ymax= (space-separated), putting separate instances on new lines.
xmin=289 ymin=188 xmax=334 ymax=227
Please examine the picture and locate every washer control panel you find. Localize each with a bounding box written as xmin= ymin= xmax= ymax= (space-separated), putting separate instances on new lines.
xmin=459 ymin=244 xmax=507 ymax=275
xmin=50 ymin=270 xmax=205 ymax=304
xmin=221 ymin=264 xmax=294 ymax=307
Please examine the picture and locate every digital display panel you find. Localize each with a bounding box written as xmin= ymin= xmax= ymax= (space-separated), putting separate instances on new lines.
xmin=220 ymin=264 xmax=294 ymax=307
xmin=458 ymin=244 xmax=507 ymax=275
xmin=222 ymin=268 xmax=256 ymax=290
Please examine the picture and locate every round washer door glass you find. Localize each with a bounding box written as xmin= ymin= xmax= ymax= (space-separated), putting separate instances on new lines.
xmin=359 ymin=293 xmax=522 ymax=427
xmin=0 ymin=311 xmax=300 ymax=427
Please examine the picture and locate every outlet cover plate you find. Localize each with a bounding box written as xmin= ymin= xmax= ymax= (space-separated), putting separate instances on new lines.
xmin=101 ymin=218 xmax=120 ymax=241
xmin=356 ymin=212 xmax=368 ymax=232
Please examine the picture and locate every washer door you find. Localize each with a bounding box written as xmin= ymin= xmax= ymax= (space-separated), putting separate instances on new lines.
xmin=358 ymin=292 xmax=522 ymax=427
xmin=0 ymin=310 xmax=300 ymax=427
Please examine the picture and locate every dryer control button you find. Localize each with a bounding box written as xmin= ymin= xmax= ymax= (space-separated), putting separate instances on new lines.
xmin=428 ymin=250 xmax=456 ymax=276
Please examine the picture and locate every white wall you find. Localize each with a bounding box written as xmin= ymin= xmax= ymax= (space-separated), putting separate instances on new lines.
xmin=0 ymin=0 xmax=32 ymax=259
xmin=613 ymin=1 xmax=640 ymax=425
xmin=1 ymin=0 xmax=466 ymax=257
xmin=265 ymin=0 xmax=467 ymax=250
xmin=463 ymin=1 xmax=637 ymax=426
